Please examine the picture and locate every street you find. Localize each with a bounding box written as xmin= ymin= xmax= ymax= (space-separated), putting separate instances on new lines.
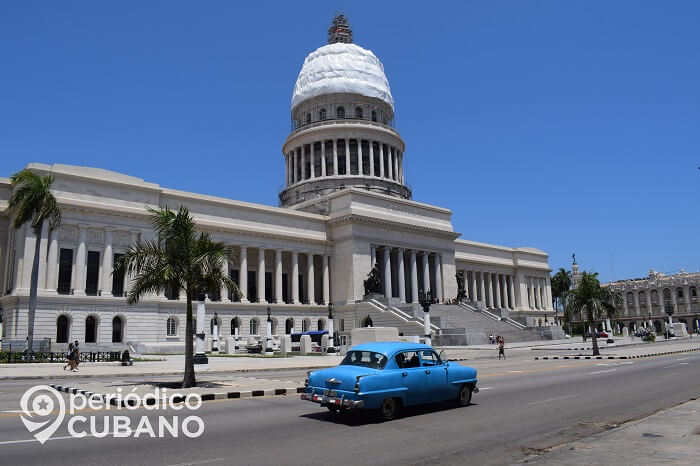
xmin=0 ymin=349 xmax=698 ymax=465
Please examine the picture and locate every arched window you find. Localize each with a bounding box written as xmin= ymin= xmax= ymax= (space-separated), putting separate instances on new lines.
xmin=319 ymin=108 xmax=326 ymax=120
xmin=361 ymin=315 xmax=373 ymax=328
xmin=285 ymin=318 xmax=294 ymax=334
xmin=56 ymin=315 xmax=69 ymax=343
xmin=112 ymin=316 xmax=123 ymax=343
xmin=355 ymin=107 xmax=363 ymax=119
xmin=306 ymin=113 xmax=311 ymax=124
xmin=302 ymin=318 xmax=310 ymax=332
xmin=336 ymin=106 xmax=345 ymax=118
xmin=317 ymin=319 xmax=325 ymax=331
xmin=250 ymin=318 xmax=259 ymax=335
xmin=651 ymin=290 xmax=659 ymax=304
xmin=166 ymin=317 xmax=177 ymax=336
xmin=231 ymin=317 xmax=240 ymax=335
xmin=663 ymin=289 xmax=671 ymax=302
xmin=371 ymin=110 xmax=377 ymax=122
xmin=691 ymin=287 xmax=698 ymax=298
xmin=626 ymin=292 xmax=634 ymax=304
xmin=639 ymin=291 xmax=646 ymax=304
xmin=85 ymin=316 xmax=97 ymax=343
xmin=677 ymin=288 xmax=684 ymax=299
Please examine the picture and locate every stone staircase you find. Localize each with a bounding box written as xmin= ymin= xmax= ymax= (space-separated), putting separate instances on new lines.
xmin=348 ymin=299 xmax=440 ymax=338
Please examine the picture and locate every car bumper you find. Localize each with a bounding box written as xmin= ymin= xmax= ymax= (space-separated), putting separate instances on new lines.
xmin=300 ymin=390 xmax=365 ymax=409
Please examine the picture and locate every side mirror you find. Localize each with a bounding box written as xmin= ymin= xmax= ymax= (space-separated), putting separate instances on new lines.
xmin=438 ymin=349 xmax=446 ymax=362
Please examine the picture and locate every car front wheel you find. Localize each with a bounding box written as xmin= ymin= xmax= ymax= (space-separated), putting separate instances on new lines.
xmin=377 ymin=397 xmax=398 ymax=421
xmin=456 ymin=384 xmax=472 ymax=407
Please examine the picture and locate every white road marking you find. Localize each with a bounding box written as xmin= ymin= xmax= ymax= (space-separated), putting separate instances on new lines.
xmin=662 ymin=372 xmax=681 ymax=378
xmin=1 ymin=410 xmax=24 ymax=413
xmin=0 ymin=434 xmax=96 ymax=446
xmin=165 ymin=459 xmax=226 ymax=466
xmin=527 ymin=393 xmax=579 ymax=405
xmin=479 ymin=387 xmax=494 ymax=390
xmin=676 ymin=358 xmax=689 ymax=361
xmin=589 ymin=369 xmax=616 ymax=375
xmin=664 ymin=363 xmax=690 ymax=369
xmin=507 ymin=370 xmax=522 ymax=373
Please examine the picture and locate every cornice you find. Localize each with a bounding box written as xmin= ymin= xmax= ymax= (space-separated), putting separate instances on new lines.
xmin=328 ymin=213 xmax=460 ymax=240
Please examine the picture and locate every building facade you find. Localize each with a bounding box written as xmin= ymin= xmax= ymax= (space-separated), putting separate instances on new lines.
xmin=0 ymin=16 xmax=554 ymax=351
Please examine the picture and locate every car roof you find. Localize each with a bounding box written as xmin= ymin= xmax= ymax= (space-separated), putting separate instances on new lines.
xmin=349 ymin=342 xmax=433 ymax=356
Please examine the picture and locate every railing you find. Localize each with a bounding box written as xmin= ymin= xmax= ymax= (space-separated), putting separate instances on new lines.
xmin=289 ymin=118 xmax=400 ymax=138
xmin=0 ymin=350 xmax=121 ymax=364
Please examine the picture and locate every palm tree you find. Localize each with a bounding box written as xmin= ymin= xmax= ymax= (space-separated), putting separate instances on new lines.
xmin=565 ymin=271 xmax=620 ymax=356
xmin=551 ymin=268 xmax=571 ymax=326
xmin=115 ymin=206 xmax=239 ymax=388
xmin=8 ymin=169 xmax=62 ymax=358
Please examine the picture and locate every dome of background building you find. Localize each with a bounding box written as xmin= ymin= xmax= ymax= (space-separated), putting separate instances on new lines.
xmin=291 ymin=31 xmax=394 ymax=111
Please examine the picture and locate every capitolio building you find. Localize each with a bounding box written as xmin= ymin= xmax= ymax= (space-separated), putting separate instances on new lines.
xmin=0 ymin=16 xmax=558 ymax=352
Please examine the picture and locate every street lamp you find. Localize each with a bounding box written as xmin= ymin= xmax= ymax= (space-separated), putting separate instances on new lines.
xmin=193 ymin=292 xmax=208 ymax=365
xmin=265 ymin=307 xmax=273 ymax=355
xmin=327 ymin=303 xmax=336 ymax=353
xmin=419 ymin=289 xmax=433 ymax=346
xmin=664 ymin=302 xmax=675 ymax=338
xmin=212 ymin=312 xmax=219 ymax=353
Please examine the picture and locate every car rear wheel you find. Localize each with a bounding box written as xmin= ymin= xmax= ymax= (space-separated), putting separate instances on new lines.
xmin=377 ymin=397 xmax=398 ymax=421
xmin=456 ymin=384 xmax=472 ymax=407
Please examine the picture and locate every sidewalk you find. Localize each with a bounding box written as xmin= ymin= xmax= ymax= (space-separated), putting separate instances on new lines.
xmin=521 ymin=397 xmax=700 ymax=465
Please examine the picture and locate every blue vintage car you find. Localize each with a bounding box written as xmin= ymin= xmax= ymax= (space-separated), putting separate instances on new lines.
xmin=300 ymin=342 xmax=478 ymax=420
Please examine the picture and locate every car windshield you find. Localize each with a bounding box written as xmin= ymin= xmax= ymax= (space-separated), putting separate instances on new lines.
xmin=340 ymin=351 xmax=388 ymax=369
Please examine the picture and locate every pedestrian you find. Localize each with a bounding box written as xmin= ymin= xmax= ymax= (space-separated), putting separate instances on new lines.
xmin=63 ymin=342 xmax=74 ymax=371
xmin=72 ymin=340 xmax=80 ymax=372
xmin=498 ymin=338 xmax=505 ymax=360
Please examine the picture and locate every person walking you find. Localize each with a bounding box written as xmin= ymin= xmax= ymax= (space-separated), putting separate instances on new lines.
xmin=498 ymin=338 xmax=505 ymax=360
xmin=71 ymin=340 xmax=80 ymax=372
xmin=63 ymin=342 xmax=74 ymax=371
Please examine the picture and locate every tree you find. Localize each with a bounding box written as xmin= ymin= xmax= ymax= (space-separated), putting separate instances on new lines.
xmin=8 ymin=169 xmax=62 ymax=358
xmin=115 ymin=206 xmax=239 ymax=388
xmin=551 ymin=268 xmax=571 ymax=325
xmin=565 ymin=271 xmax=620 ymax=356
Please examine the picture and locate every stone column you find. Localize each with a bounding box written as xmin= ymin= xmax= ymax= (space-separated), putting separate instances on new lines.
xmin=526 ymin=276 xmax=533 ymax=309
xmin=545 ymin=275 xmax=552 ymax=310
xmin=257 ymin=248 xmax=266 ymax=303
xmin=45 ymin=227 xmax=59 ymax=294
xmin=534 ymin=277 xmax=541 ymax=309
xmin=300 ymin=145 xmax=306 ymax=181
xmin=634 ymin=291 xmax=641 ymax=316
xmin=646 ymin=288 xmax=653 ymax=316
xmin=671 ymin=287 xmax=678 ymax=314
xmin=291 ymin=251 xmax=300 ymax=304
xmin=322 ymin=255 xmax=330 ymax=305
xmin=309 ymin=142 xmax=315 ymax=178
xmin=685 ymin=286 xmax=692 ymax=312
xmin=422 ymin=252 xmax=430 ymax=294
xmin=396 ymin=248 xmax=406 ymax=303
xmin=344 ymin=138 xmax=350 ymax=175
xmin=622 ymin=291 xmax=629 ymax=316
xmin=508 ymin=275 xmax=515 ymax=309
xmin=387 ymin=147 xmax=394 ymax=180
xmin=433 ymin=254 xmax=443 ymax=302
xmin=332 ymin=139 xmax=338 ymax=176
xmin=478 ymin=272 xmax=486 ymax=308
xmin=74 ymin=224 xmax=88 ymax=295
xmin=307 ymin=253 xmax=315 ymax=304
xmin=470 ymin=271 xmax=478 ymax=303
xmin=393 ymin=149 xmax=399 ymax=181
xmin=379 ymin=143 xmax=385 ymax=178
xmin=369 ymin=141 xmax=375 ymax=176
xmin=410 ymin=250 xmax=418 ymax=303
xmin=383 ymin=247 xmax=392 ymax=298
xmin=101 ymin=227 xmax=114 ymax=297
xmin=358 ymin=139 xmax=363 ymax=174
xmin=239 ymin=246 xmax=249 ymax=303
xmin=485 ymin=272 xmax=493 ymax=308
xmin=321 ymin=141 xmax=326 ymax=177
xmin=220 ymin=255 xmax=230 ymax=302
xmin=370 ymin=244 xmax=376 ymax=268
xmin=275 ymin=249 xmax=283 ymax=304
xmin=494 ymin=274 xmax=502 ymax=308
xmin=399 ymin=152 xmax=404 ymax=183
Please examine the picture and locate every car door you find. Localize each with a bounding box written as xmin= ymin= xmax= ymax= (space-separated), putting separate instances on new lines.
xmin=421 ymin=350 xmax=449 ymax=402
xmin=396 ymin=351 xmax=426 ymax=406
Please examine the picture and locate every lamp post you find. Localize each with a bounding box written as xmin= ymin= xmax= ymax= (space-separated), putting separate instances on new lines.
xmin=664 ymin=303 xmax=675 ymax=338
xmin=419 ymin=289 xmax=433 ymax=346
xmin=265 ymin=307 xmax=273 ymax=355
xmin=193 ymin=292 xmax=208 ymax=365
xmin=647 ymin=312 xmax=652 ymax=330
xmin=212 ymin=312 xmax=219 ymax=353
xmin=327 ymin=303 xmax=336 ymax=353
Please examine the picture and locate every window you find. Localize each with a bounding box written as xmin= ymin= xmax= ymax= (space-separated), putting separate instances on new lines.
xmin=420 ymin=350 xmax=441 ymax=366
xmin=306 ymin=112 xmax=311 ymax=124
xmin=639 ymin=291 xmax=646 ymax=304
xmin=361 ymin=315 xmax=373 ymax=327
xmin=112 ymin=253 xmax=125 ymax=297
xmin=319 ymin=108 xmax=326 ymax=120
xmin=85 ymin=316 xmax=97 ymax=343
xmin=692 ymin=287 xmax=698 ymax=298
xmin=371 ymin=110 xmax=377 ymax=122
xmin=231 ymin=317 xmax=240 ymax=335
xmin=302 ymin=318 xmax=310 ymax=332
xmin=250 ymin=318 xmax=259 ymax=335
xmin=355 ymin=107 xmax=363 ymax=119
xmin=677 ymin=289 xmax=684 ymax=299
xmin=112 ymin=316 xmax=123 ymax=343
xmin=336 ymin=106 xmax=345 ymax=118
xmin=317 ymin=319 xmax=325 ymax=331
xmin=340 ymin=351 xmax=387 ymax=369
xmin=57 ymin=248 xmax=73 ymax=294
xmin=210 ymin=317 xmax=221 ymax=334
xmin=56 ymin=315 xmax=69 ymax=343
xmin=85 ymin=251 xmax=100 ymax=295
xmin=340 ymin=318 xmax=345 ymax=331
xmin=229 ymin=269 xmax=239 ymax=301
xmin=395 ymin=351 xmax=421 ymax=369
xmin=285 ymin=318 xmax=294 ymax=334
xmin=166 ymin=317 xmax=177 ymax=336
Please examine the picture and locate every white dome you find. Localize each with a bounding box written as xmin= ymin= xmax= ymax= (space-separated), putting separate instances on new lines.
xmin=291 ymin=43 xmax=394 ymax=111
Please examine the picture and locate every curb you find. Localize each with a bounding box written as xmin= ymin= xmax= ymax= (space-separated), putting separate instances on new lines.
xmin=49 ymin=383 xmax=306 ymax=407
xmin=534 ymin=347 xmax=700 ymax=361
xmin=1 ymin=365 xmax=335 ymax=381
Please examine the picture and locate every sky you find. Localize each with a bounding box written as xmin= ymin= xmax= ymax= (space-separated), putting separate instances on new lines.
xmin=1 ymin=1 xmax=698 ymax=283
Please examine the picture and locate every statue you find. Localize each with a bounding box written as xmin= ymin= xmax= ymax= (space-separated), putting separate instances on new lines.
xmin=572 ymin=253 xmax=576 ymax=264
xmin=456 ymin=270 xmax=466 ymax=302
xmin=363 ymin=265 xmax=382 ymax=295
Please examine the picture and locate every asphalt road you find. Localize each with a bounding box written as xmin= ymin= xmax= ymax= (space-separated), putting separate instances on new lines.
xmin=0 ymin=351 xmax=699 ymax=465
